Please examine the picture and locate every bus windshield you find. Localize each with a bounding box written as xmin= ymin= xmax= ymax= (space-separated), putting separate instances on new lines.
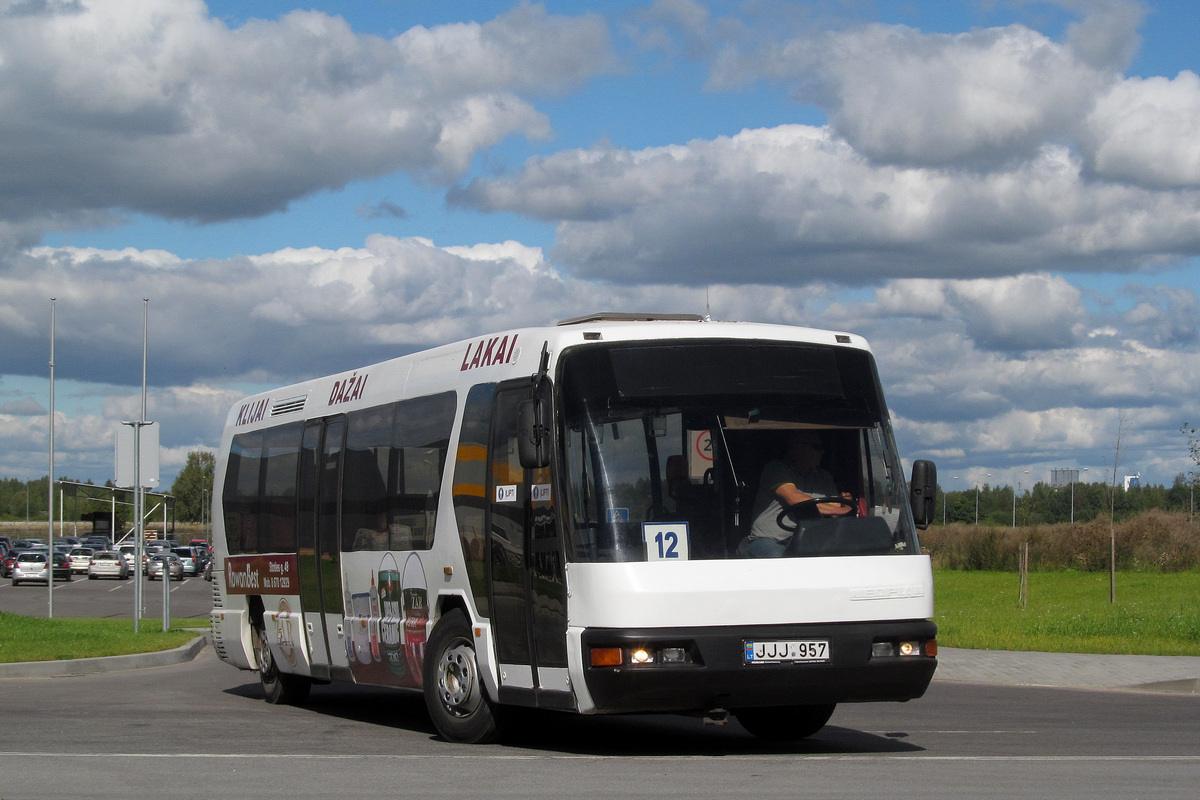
xmin=558 ymin=340 xmax=920 ymax=563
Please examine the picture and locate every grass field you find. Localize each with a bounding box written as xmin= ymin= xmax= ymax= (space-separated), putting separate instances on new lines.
xmin=0 ymin=612 xmax=200 ymax=663
xmin=3 ymin=570 xmax=1198 ymax=663
xmin=933 ymin=569 xmax=1200 ymax=656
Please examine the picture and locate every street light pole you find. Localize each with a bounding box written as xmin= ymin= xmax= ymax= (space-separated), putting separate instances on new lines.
xmin=1012 ymin=470 xmax=1029 ymax=528
xmin=47 ymin=299 xmax=55 ymax=618
xmin=946 ymin=477 xmax=958 ymax=525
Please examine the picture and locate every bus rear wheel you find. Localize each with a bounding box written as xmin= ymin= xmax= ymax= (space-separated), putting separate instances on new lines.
xmin=423 ymin=609 xmax=501 ymax=744
xmin=734 ymin=703 xmax=836 ymax=741
xmin=251 ymin=620 xmax=311 ymax=705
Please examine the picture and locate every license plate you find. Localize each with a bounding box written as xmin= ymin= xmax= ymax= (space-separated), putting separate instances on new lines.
xmin=744 ymin=639 xmax=830 ymax=664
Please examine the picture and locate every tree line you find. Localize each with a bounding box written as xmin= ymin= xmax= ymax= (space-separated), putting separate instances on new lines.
xmin=3 ymin=455 xmax=1195 ymax=529
xmin=934 ymin=475 xmax=1198 ymax=527
xmin=0 ymin=451 xmax=215 ymax=525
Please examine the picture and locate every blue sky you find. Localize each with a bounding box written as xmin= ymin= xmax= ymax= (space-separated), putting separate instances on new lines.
xmin=3 ymin=0 xmax=1200 ymax=494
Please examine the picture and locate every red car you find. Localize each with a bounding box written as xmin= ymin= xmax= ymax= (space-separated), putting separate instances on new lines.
xmin=2 ymin=549 xmax=27 ymax=578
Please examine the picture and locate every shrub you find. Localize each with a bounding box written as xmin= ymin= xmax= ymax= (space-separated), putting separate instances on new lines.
xmin=919 ymin=511 xmax=1200 ymax=572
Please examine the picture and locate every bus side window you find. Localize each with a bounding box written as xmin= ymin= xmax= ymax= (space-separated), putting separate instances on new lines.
xmin=389 ymin=392 xmax=455 ymax=551
xmin=343 ymin=405 xmax=392 ymax=552
xmin=223 ymin=430 xmax=263 ymax=554
xmin=222 ymin=423 xmax=302 ymax=556
xmin=453 ymin=383 xmax=495 ymax=617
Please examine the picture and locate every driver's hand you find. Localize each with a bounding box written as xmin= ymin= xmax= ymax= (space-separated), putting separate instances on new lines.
xmin=818 ymin=500 xmax=852 ymax=516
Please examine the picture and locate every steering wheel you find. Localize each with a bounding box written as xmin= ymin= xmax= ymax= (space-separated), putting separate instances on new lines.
xmin=776 ymin=496 xmax=856 ymax=533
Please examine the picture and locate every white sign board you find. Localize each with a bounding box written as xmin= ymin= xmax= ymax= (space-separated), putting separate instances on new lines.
xmin=643 ymin=522 xmax=690 ymax=561
xmin=115 ymin=421 xmax=160 ymax=488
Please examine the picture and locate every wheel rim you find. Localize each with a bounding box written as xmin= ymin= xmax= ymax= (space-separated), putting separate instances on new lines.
xmin=256 ymin=628 xmax=277 ymax=686
xmin=436 ymin=641 xmax=481 ymax=718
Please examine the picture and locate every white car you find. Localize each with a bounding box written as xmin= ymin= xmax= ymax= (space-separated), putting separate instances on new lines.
xmin=87 ymin=551 xmax=130 ymax=580
xmin=68 ymin=547 xmax=95 ymax=574
xmin=146 ymin=554 xmax=183 ymax=581
xmin=116 ymin=545 xmax=137 ymax=571
xmin=12 ymin=551 xmax=72 ymax=585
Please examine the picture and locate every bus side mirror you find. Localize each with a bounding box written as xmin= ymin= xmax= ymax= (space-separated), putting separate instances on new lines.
xmin=909 ymin=459 xmax=937 ymax=530
xmin=518 ymin=399 xmax=551 ymax=469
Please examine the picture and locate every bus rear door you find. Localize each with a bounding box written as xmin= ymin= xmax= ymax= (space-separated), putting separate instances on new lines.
xmin=298 ymin=417 xmax=349 ymax=680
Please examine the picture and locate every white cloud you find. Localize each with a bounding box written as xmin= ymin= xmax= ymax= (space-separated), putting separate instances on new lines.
xmin=875 ymin=274 xmax=1086 ymax=351
xmin=1083 ymin=71 xmax=1200 ymax=188
xmin=456 ymin=126 xmax=1200 ymax=284
xmin=2 ymin=0 xmax=1199 ymax=495
xmin=784 ymin=23 xmax=1109 ymax=167
xmin=5 ymin=240 xmax=1200 ymax=489
xmin=0 ymin=397 xmax=45 ymax=416
xmin=0 ymin=0 xmax=613 ymax=247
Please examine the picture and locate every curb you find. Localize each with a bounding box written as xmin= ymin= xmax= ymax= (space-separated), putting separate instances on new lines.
xmin=0 ymin=635 xmax=208 ymax=679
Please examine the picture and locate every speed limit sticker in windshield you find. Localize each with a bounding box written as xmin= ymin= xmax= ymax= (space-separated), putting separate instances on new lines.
xmin=744 ymin=640 xmax=830 ymax=664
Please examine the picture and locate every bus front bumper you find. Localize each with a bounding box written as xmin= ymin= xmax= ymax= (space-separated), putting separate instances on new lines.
xmin=580 ymin=619 xmax=938 ymax=714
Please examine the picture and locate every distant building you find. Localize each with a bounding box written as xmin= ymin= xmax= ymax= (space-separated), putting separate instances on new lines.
xmin=1123 ymin=474 xmax=1141 ymax=491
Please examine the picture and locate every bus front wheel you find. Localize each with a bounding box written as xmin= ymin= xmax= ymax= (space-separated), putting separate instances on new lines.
xmin=734 ymin=703 xmax=836 ymax=741
xmin=423 ymin=609 xmax=501 ymax=744
xmin=251 ymin=620 xmax=311 ymax=705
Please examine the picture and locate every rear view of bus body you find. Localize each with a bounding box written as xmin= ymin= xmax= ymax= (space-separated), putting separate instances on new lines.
xmin=209 ymin=314 xmax=938 ymax=743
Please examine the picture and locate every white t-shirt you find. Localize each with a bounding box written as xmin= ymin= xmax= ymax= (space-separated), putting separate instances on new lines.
xmin=748 ymin=459 xmax=838 ymax=542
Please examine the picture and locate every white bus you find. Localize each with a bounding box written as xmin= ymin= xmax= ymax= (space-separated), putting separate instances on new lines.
xmin=209 ymin=313 xmax=939 ymax=743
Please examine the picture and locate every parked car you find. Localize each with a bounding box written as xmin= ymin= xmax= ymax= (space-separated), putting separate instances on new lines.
xmin=3 ymin=547 xmax=45 ymax=578
xmin=116 ymin=545 xmax=137 ymax=571
xmin=170 ymin=547 xmax=199 ymax=576
xmin=146 ymin=553 xmax=183 ymax=581
xmin=68 ymin=547 xmax=95 ymax=574
xmin=12 ymin=551 xmax=72 ymax=585
xmin=82 ymin=539 xmax=110 ymax=553
xmin=87 ymin=551 xmax=131 ymax=580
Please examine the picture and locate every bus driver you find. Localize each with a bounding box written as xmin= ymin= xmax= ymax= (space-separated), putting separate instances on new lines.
xmin=741 ymin=430 xmax=852 ymax=557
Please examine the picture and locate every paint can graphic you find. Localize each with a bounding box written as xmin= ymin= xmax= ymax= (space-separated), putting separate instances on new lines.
xmin=379 ymin=553 xmax=406 ymax=678
xmin=368 ymin=571 xmax=381 ymax=662
xmin=401 ymin=553 xmax=428 ymax=685
xmin=350 ymin=591 xmax=372 ymax=664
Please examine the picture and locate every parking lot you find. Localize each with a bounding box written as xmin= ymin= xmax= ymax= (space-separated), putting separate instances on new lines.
xmin=0 ymin=569 xmax=213 ymax=620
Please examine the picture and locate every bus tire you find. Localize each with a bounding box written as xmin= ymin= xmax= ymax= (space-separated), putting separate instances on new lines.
xmin=423 ymin=609 xmax=501 ymax=744
xmin=251 ymin=619 xmax=311 ymax=706
xmin=734 ymin=703 xmax=836 ymax=741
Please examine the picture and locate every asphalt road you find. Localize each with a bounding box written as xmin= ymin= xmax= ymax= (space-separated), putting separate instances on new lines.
xmin=3 ymin=575 xmax=1199 ymax=799
xmin=0 ymin=569 xmax=212 ymax=620
xmin=0 ymin=646 xmax=1197 ymax=798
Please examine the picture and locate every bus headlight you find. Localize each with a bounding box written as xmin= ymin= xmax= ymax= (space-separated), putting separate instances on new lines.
xmin=589 ymin=644 xmax=696 ymax=668
xmin=660 ymin=647 xmax=688 ymax=664
xmin=871 ymin=639 xmax=936 ymax=658
xmin=630 ymin=648 xmax=654 ymax=664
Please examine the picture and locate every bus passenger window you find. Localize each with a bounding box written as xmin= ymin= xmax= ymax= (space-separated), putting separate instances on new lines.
xmin=343 ymin=404 xmax=392 ymax=552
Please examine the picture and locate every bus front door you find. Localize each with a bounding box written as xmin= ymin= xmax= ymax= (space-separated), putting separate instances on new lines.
xmin=488 ymin=385 xmax=571 ymax=709
xmin=298 ymin=418 xmax=350 ymax=681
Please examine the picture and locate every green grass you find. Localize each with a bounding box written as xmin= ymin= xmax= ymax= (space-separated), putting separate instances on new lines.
xmin=934 ymin=569 xmax=1200 ymax=656
xmin=4 ymin=571 xmax=1200 ymax=663
xmin=0 ymin=612 xmax=202 ymax=663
